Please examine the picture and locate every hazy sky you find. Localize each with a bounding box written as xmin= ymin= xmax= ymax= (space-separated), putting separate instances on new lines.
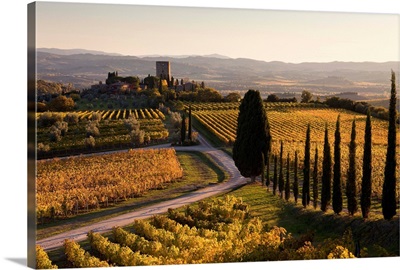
xmin=35 ymin=1 xmax=399 ymax=63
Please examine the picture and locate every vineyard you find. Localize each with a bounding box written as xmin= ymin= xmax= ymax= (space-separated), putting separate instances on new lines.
xmin=190 ymin=104 xmax=400 ymax=199
xmin=36 ymin=108 xmax=169 ymax=157
xmin=36 ymin=148 xmax=183 ymax=222
xmin=38 ymin=196 xmax=359 ymax=268
xmin=36 ymin=108 xmax=166 ymax=121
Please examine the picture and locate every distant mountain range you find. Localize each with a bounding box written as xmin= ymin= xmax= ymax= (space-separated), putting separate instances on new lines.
xmin=36 ymin=48 xmax=399 ymax=98
xmin=37 ymin=48 xmax=124 ymax=56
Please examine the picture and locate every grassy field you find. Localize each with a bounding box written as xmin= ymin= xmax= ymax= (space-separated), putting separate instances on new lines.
xmin=218 ymin=183 xmax=399 ymax=256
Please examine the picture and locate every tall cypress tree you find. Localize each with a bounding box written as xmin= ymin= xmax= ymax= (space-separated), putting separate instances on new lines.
xmin=285 ymin=153 xmax=291 ymax=201
xmin=361 ymin=110 xmax=372 ymax=218
xmin=265 ymin=154 xmax=271 ymax=189
xmin=312 ymin=145 xmax=319 ymax=209
xmin=180 ymin=113 xmax=186 ymax=144
xmin=293 ymin=151 xmax=299 ymax=204
xmin=346 ymin=118 xmax=357 ymax=216
xmin=302 ymin=124 xmax=311 ymax=207
xmin=261 ymin=153 xmax=265 ymax=186
xmin=321 ymin=123 xmax=332 ymax=212
xmin=233 ymin=90 xmax=272 ymax=182
xmin=159 ymin=76 xmax=163 ymax=93
xmin=382 ymin=70 xmax=397 ymax=220
xmin=333 ymin=115 xmax=343 ymax=215
xmin=273 ymin=154 xmax=278 ymax=195
xmin=188 ymin=105 xmax=192 ymax=141
xmin=278 ymin=141 xmax=284 ymax=198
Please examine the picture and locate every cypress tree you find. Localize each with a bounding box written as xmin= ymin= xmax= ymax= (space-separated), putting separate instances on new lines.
xmin=278 ymin=141 xmax=284 ymax=198
xmin=346 ymin=118 xmax=357 ymax=216
xmin=312 ymin=145 xmax=319 ymax=209
xmin=293 ymin=151 xmax=299 ymax=204
xmin=361 ymin=110 xmax=372 ymax=218
xmin=159 ymin=76 xmax=163 ymax=93
xmin=285 ymin=153 xmax=291 ymax=201
xmin=188 ymin=105 xmax=192 ymax=141
xmin=333 ymin=115 xmax=343 ymax=215
xmin=265 ymin=154 xmax=271 ymax=189
xmin=382 ymin=70 xmax=397 ymax=220
xmin=321 ymin=123 xmax=332 ymax=212
xmin=261 ymin=153 xmax=265 ymax=186
xmin=233 ymin=90 xmax=272 ymax=182
xmin=180 ymin=113 xmax=186 ymax=144
xmin=273 ymin=154 xmax=278 ymax=195
xmin=302 ymin=124 xmax=311 ymax=207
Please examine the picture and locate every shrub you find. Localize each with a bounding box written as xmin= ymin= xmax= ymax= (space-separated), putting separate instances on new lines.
xmin=48 ymin=95 xmax=75 ymax=111
xmin=131 ymin=129 xmax=145 ymax=146
xmin=37 ymin=102 xmax=47 ymax=112
xmin=64 ymin=112 xmax=79 ymax=124
xmin=86 ymin=121 xmax=100 ymax=137
xmin=37 ymin=143 xmax=50 ymax=152
xmin=55 ymin=121 xmax=68 ymax=136
xmin=85 ymin=136 xmax=96 ymax=148
xmin=91 ymin=112 xmax=102 ymax=122
xmin=38 ymin=112 xmax=63 ymax=127
xmin=49 ymin=125 xmax=62 ymax=142
xmin=169 ymin=112 xmax=182 ymax=129
xmin=69 ymin=93 xmax=81 ymax=101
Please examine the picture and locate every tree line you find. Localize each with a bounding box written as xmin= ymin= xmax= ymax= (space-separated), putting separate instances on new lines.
xmin=233 ymin=71 xmax=397 ymax=220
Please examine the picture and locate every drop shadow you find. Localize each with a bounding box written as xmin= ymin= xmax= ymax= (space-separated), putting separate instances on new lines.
xmin=6 ymin=258 xmax=27 ymax=267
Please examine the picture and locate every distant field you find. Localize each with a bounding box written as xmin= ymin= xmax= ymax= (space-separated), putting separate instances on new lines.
xmin=360 ymin=98 xmax=400 ymax=111
xmin=190 ymin=103 xmax=400 ymax=199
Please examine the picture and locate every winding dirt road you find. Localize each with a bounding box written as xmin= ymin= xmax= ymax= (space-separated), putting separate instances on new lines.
xmin=37 ymin=134 xmax=249 ymax=251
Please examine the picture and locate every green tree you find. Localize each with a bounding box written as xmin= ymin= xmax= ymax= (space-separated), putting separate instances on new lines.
xmin=261 ymin=153 xmax=265 ymax=187
xmin=285 ymin=153 xmax=291 ymax=201
xmin=321 ymin=124 xmax=332 ymax=212
xmin=180 ymin=113 xmax=186 ymax=144
xmin=302 ymin=124 xmax=311 ymax=207
xmin=144 ymin=75 xmax=158 ymax=89
xmin=273 ymin=155 xmax=278 ymax=195
xmin=224 ymin=92 xmax=241 ymax=102
xmin=346 ymin=118 xmax=357 ymax=215
xmin=361 ymin=110 xmax=372 ymax=218
xmin=333 ymin=115 xmax=343 ymax=215
xmin=278 ymin=141 xmax=284 ymax=198
xmin=293 ymin=151 xmax=299 ymax=204
xmin=233 ymin=90 xmax=272 ymax=182
xmin=188 ymin=105 xmax=192 ymax=141
xmin=48 ymin=95 xmax=75 ymax=111
xmin=265 ymin=154 xmax=271 ymax=189
xmin=382 ymin=70 xmax=397 ymax=220
xmin=312 ymin=145 xmax=319 ymax=209
xmin=159 ymin=77 xmax=163 ymax=93
xmin=301 ymin=90 xmax=313 ymax=103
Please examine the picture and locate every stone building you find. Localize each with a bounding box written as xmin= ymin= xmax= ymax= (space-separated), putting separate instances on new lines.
xmin=156 ymin=61 xmax=170 ymax=81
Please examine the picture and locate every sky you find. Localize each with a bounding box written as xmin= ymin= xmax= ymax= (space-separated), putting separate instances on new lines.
xmin=35 ymin=0 xmax=400 ymax=63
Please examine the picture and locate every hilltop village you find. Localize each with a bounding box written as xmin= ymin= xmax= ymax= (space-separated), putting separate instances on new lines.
xmin=87 ymin=61 xmax=217 ymax=100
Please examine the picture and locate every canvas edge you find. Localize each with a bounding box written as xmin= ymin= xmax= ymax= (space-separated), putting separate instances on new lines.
xmin=27 ymin=1 xmax=37 ymax=269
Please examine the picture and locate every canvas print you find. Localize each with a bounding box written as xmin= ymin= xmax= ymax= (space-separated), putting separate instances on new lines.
xmin=28 ymin=1 xmax=400 ymax=269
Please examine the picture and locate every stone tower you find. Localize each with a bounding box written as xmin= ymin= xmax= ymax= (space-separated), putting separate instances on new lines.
xmin=156 ymin=61 xmax=170 ymax=81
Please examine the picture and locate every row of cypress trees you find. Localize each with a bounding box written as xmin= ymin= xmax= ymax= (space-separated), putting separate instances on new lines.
xmin=263 ymin=71 xmax=396 ymax=220
xmin=233 ymin=71 xmax=396 ymax=220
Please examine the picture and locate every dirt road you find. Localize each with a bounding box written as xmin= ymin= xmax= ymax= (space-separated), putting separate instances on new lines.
xmin=37 ymin=135 xmax=249 ymax=251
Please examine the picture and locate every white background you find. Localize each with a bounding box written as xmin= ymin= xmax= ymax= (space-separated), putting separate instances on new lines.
xmin=1 ymin=0 xmax=399 ymax=269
